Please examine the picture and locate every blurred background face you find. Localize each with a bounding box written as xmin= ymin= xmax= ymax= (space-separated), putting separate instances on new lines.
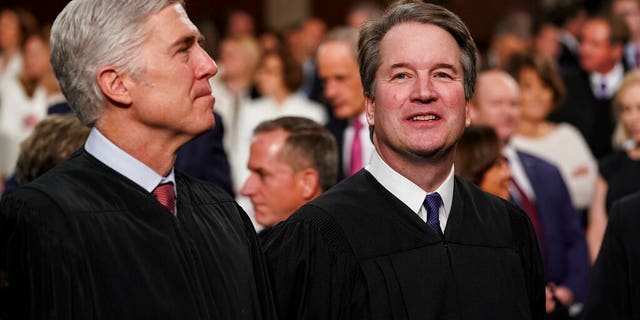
xmin=479 ymin=157 xmax=511 ymax=200
xmin=618 ymin=82 xmax=640 ymax=143
xmin=0 ymin=10 xmax=20 ymax=50
xmin=534 ymin=23 xmax=561 ymax=61
xmin=471 ymin=73 xmax=520 ymax=144
xmin=518 ymin=67 xmax=555 ymax=122
xmin=240 ymin=129 xmax=307 ymax=227
xmin=23 ymin=35 xmax=50 ymax=80
xmin=256 ymin=54 xmax=286 ymax=96
xmin=219 ymin=39 xmax=248 ymax=79
xmin=580 ymin=19 xmax=618 ymax=73
xmin=317 ymin=41 xmax=365 ymax=119
xmin=614 ymin=0 xmax=640 ymax=38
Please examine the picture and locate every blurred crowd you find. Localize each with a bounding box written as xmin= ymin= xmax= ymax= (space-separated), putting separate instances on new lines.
xmin=2 ymin=0 xmax=640 ymax=318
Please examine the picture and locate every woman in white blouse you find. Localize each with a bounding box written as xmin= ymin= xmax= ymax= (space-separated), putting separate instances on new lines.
xmin=506 ymin=50 xmax=597 ymax=213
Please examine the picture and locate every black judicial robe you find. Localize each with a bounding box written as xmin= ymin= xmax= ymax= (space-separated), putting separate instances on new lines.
xmin=0 ymin=150 xmax=276 ymax=319
xmin=264 ymin=170 xmax=545 ymax=320
xmin=585 ymin=191 xmax=640 ymax=320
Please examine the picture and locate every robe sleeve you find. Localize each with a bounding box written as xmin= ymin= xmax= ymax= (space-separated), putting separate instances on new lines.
xmin=236 ymin=202 xmax=278 ymax=320
xmin=263 ymin=204 xmax=369 ymax=320
xmin=512 ymin=206 xmax=546 ymax=320
xmin=584 ymin=200 xmax=633 ymax=319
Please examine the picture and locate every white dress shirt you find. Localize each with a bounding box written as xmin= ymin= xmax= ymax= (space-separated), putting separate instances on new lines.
xmin=589 ymin=63 xmax=624 ymax=99
xmin=504 ymin=144 xmax=536 ymax=202
xmin=365 ymin=151 xmax=455 ymax=232
xmin=84 ymin=128 xmax=176 ymax=196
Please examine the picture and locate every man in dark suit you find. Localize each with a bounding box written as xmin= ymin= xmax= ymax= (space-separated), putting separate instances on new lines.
xmin=470 ymin=69 xmax=590 ymax=315
xmin=264 ymin=2 xmax=545 ymax=319
xmin=317 ymin=27 xmax=374 ymax=181
xmin=0 ymin=0 xmax=276 ymax=318
xmin=585 ymin=190 xmax=640 ymax=319
xmin=175 ymin=111 xmax=233 ymax=196
xmin=549 ymin=13 xmax=630 ymax=159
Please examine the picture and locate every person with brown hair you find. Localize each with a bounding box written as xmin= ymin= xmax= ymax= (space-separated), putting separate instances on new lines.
xmin=233 ymin=46 xmax=327 ymax=215
xmin=240 ymin=116 xmax=337 ymax=239
xmin=264 ymin=1 xmax=545 ymax=319
xmin=16 ymin=115 xmax=89 ymax=184
xmin=506 ymin=50 xmax=597 ymax=213
xmin=455 ymin=125 xmax=511 ymax=200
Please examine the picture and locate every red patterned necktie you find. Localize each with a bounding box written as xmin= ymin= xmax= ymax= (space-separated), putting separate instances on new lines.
xmin=152 ymin=182 xmax=175 ymax=215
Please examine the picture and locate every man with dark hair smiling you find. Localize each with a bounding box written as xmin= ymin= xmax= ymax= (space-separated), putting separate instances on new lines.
xmin=263 ymin=1 xmax=545 ymax=319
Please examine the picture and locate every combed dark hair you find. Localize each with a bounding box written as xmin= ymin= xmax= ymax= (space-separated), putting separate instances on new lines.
xmin=505 ymin=50 xmax=566 ymax=110
xmin=254 ymin=116 xmax=338 ymax=191
xmin=16 ymin=115 xmax=90 ymax=185
xmin=358 ymin=0 xmax=478 ymax=100
xmin=455 ymin=125 xmax=502 ymax=186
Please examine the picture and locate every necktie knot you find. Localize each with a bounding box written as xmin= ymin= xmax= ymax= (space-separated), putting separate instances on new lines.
xmin=153 ymin=182 xmax=176 ymax=215
xmin=424 ymin=192 xmax=443 ymax=236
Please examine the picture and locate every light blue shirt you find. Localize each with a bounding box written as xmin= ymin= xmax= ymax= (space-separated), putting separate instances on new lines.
xmin=365 ymin=151 xmax=455 ymax=232
xmin=84 ymin=128 xmax=176 ymax=196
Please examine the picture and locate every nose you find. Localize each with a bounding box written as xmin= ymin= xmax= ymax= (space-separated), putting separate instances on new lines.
xmin=411 ymin=76 xmax=437 ymax=103
xmin=324 ymin=79 xmax=337 ymax=100
xmin=195 ymin=45 xmax=218 ymax=80
xmin=240 ymin=173 xmax=257 ymax=197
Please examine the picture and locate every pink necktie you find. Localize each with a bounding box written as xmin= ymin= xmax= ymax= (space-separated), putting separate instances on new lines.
xmin=349 ymin=119 xmax=364 ymax=176
xmin=153 ymin=182 xmax=176 ymax=215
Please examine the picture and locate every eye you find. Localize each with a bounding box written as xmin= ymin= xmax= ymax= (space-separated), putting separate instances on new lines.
xmin=393 ymin=72 xmax=408 ymax=80
xmin=434 ymin=71 xmax=453 ymax=79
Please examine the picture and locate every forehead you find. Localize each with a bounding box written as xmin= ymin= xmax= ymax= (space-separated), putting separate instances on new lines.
xmin=378 ymin=22 xmax=461 ymax=70
xmin=477 ymin=73 xmax=519 ymax=101
xmin=582 ymin=20 xmax=610 ymax=39
xmin=144 ymin=4 xmax=198 ymax=42
xmin=252 ymin=129 xmax=288 ymax=155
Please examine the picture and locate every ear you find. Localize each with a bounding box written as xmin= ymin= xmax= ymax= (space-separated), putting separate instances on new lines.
xmin=96 ymin=67 xmax=132 ymax=106
xmin=464 ymin=100 xmax=472 ymax=127
xmin=364 ymin=94 xmax=375 ymax=127
xmin=297 ymin=168 xmax=320 ymax=199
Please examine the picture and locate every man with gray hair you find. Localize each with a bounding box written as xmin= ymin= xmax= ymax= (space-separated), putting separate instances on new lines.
xmin=318 ymin=27 xmax=375 ymax=180
xmin=264 ymin=1 xmax=545 ymax=319
xmin=0 ymin=0 xmax=276 ymax=319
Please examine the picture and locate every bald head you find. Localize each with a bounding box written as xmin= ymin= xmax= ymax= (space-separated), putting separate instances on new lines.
xmin=470 ymin=70 xmax=520 ymax=145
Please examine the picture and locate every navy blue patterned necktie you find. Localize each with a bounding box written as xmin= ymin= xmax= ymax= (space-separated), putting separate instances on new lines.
xmin=424 ymin=192 xmax=443 ymax=237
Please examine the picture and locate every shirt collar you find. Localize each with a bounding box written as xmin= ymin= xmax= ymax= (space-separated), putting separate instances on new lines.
xmin=365 ymin=150 xmax=454 ymax=218
xmin=84 ymin=128 xmax=175 ymax=193
xmin=590 ymin=63 xmax=625 ymax=98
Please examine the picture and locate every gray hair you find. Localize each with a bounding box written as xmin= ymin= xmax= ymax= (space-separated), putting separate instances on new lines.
xmin=358 ymin=0 xmax=478 ymax=100
xmin=321 ymin=26 xmax=359 ymax=61
xmin=50 ymin=0 xmax=184 ymax=126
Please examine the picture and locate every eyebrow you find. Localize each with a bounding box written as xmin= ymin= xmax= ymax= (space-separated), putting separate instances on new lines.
xmin=170 ymin=33 xmax=204 ymax=51
xmin=389 ymin=62 xmax=458 ymax=72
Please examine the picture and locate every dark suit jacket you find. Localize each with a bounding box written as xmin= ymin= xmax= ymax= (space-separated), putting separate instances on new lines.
xmin=549 ymin=66 xmax=626 ymax=159
xmin=585 ymin=191 xmax=640 ymax=319
xmin=175 ymin=112 xmax=233 ymax=196
xmin=516 ymin=151 xmax=590 ymax=303
xmin=326 ymin=116 xmax=349 ymax=182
